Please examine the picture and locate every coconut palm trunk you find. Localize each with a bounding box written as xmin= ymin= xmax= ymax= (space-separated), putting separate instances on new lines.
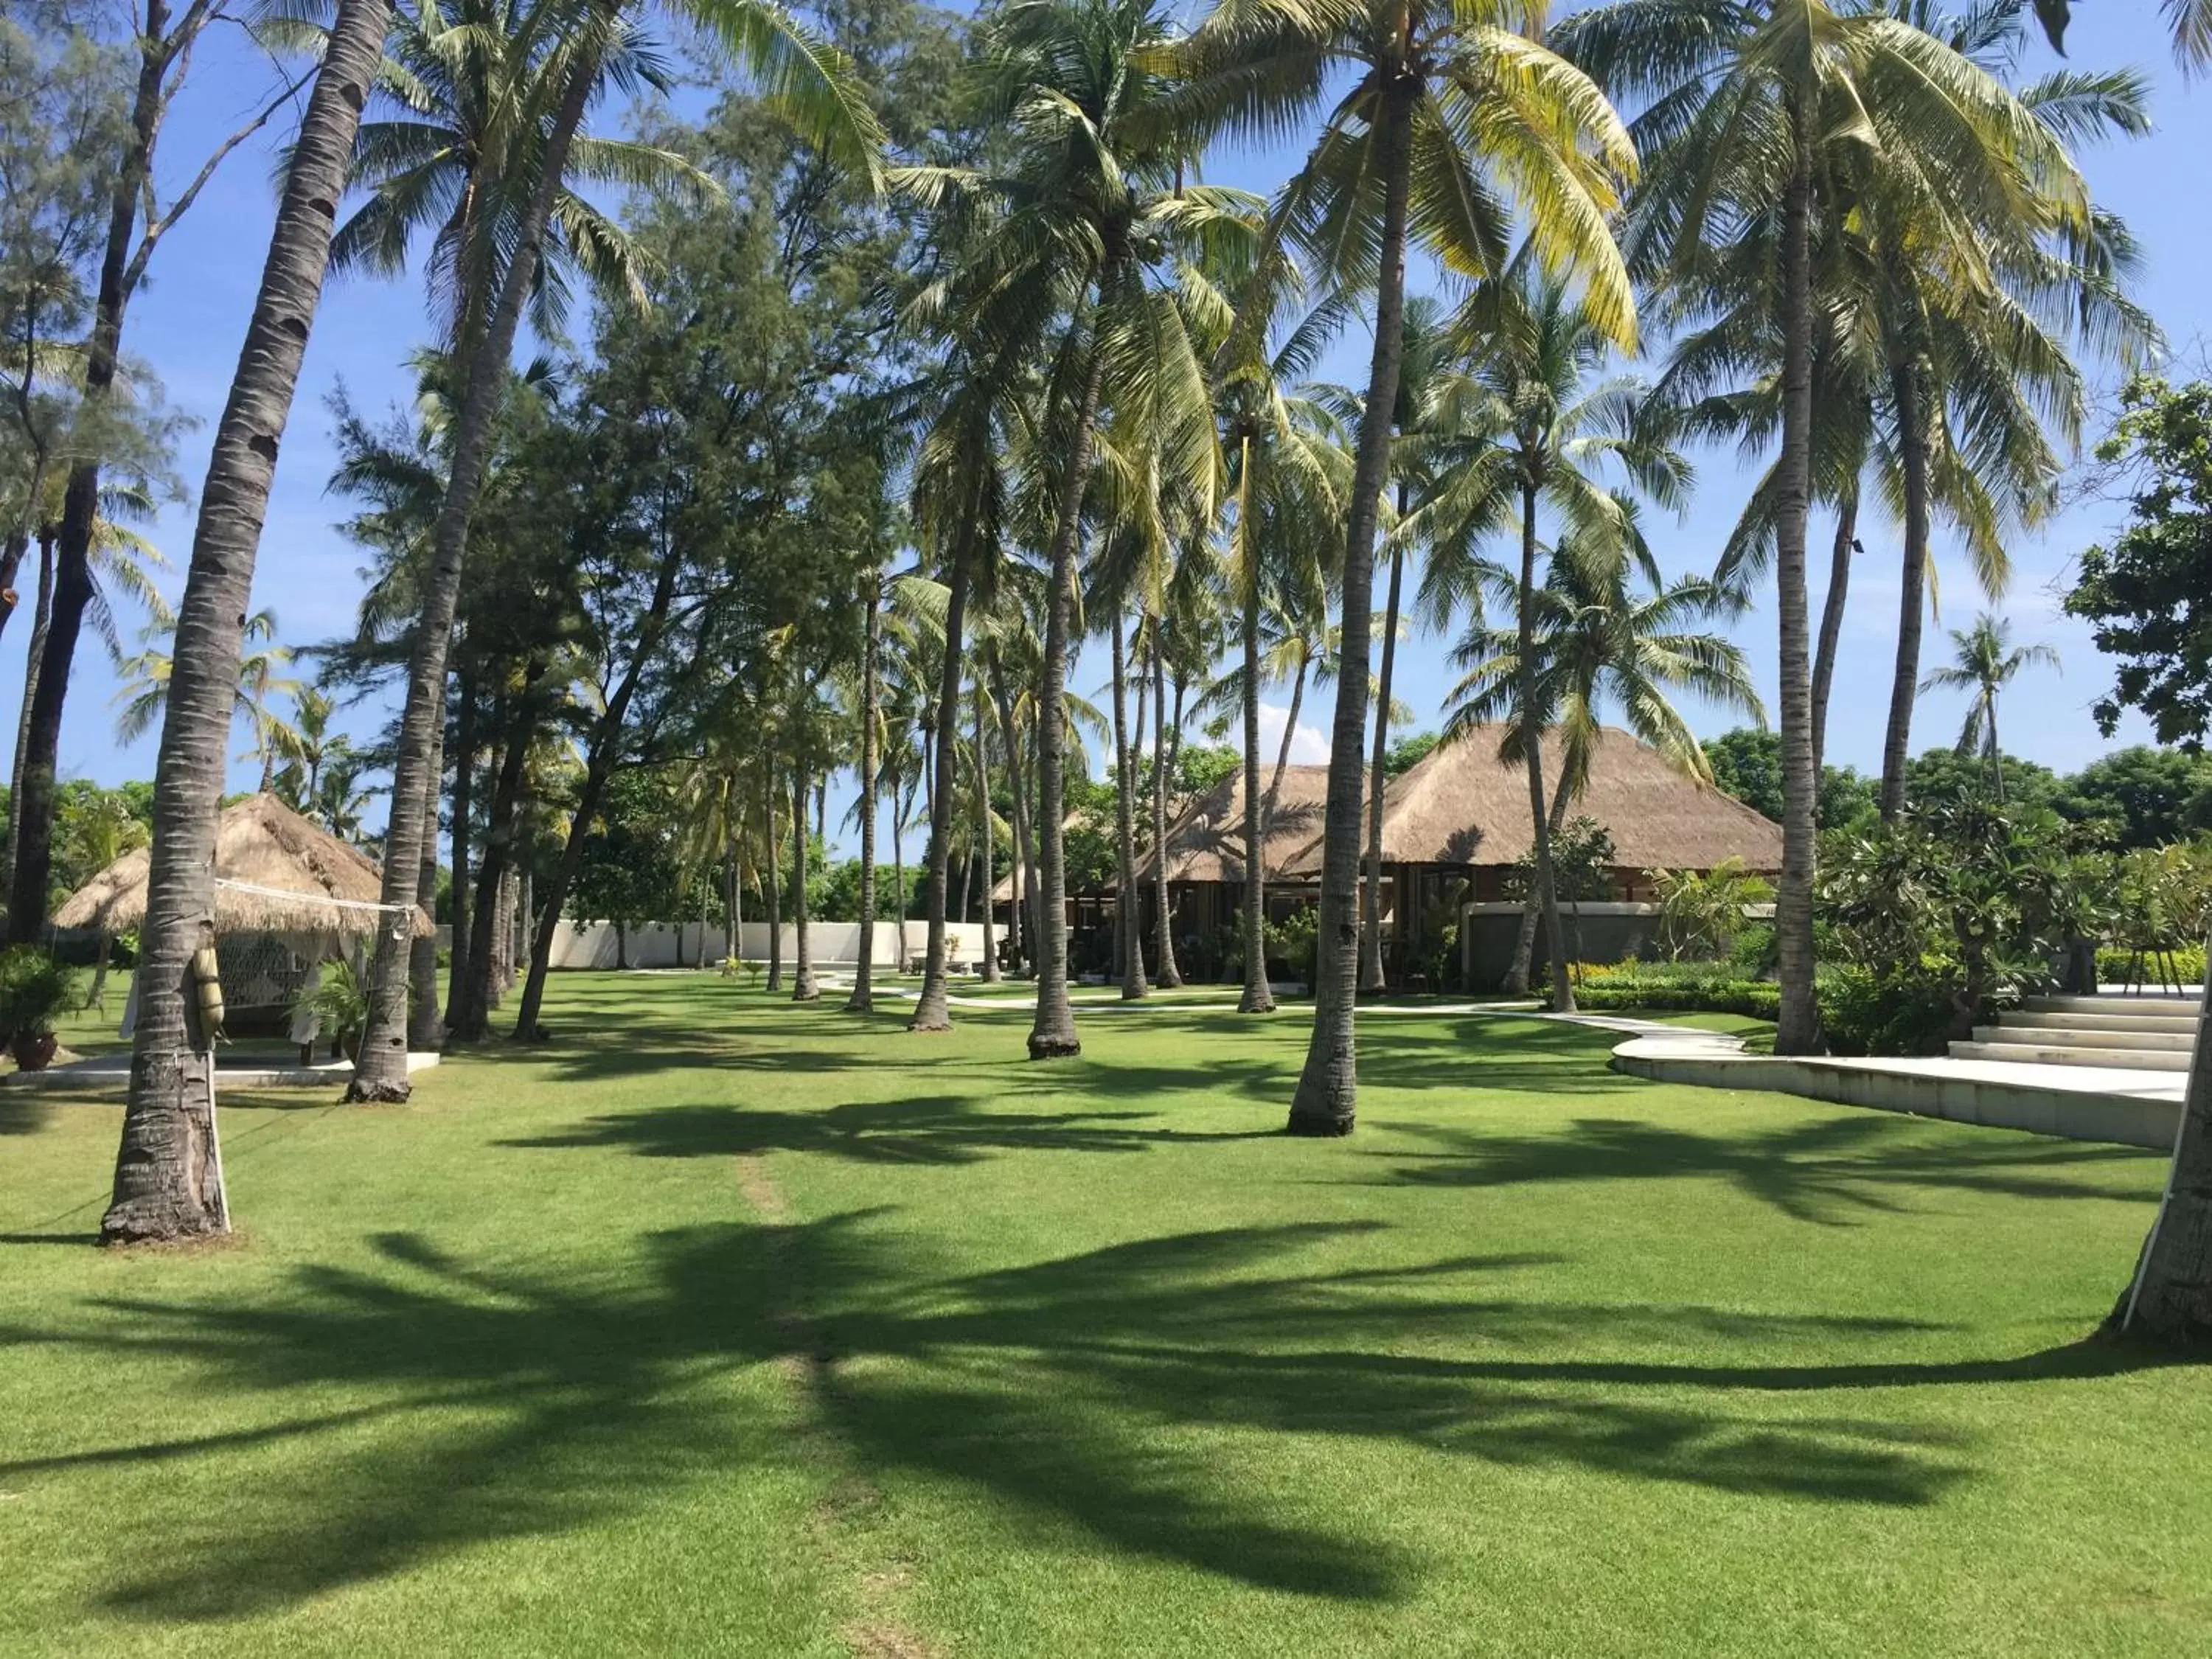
xmin=445 ymin=667 xmax=476 ymax=1018
xmin=974 ymin=683 xmax=1000 ymax=983
xmin=765 ymin=782 xmax=784 ymax=992
xmin=908 ymin=546 xmax=969 ymax=1031
xmin=1360 ymin=540 xmax=1405 ymax=994
xmin=1237 ymin=492 xmax=1276 ymax=1012
xmin=723 ymin=839 xmax=740 ymax=964
xmin=846 ymin=573 xmax=882 ymax=1012
xmin=2 ymin=530 xmax=55 ymax=900
xmin=1877 ymin=356 xmax=1930 ymax=821
xmin=1150 ymin=619 xmax=1180 ymax=987
xmin=1810 ymin=493 xmax=1857 ymax=773
xmin=1517 ymin=484 xmax=1575 ymax=1013
xmin=1504 ymin=765 xmax=1575 ymax=995
xmin=790 ymin=763 xmax=818 ymax=1001
xmin=406 ymin=702 xmax=446 ymax=1049
xmin=454 ymin=684 xmax=536 ymax=1040
xmin=1110 ymin=610 xmax=1147 ymax=1000
xmin=988 ymin=650 xmax=1033 ymax=974
xmin=100 ymin=0 xmax=389 ymax=1243
xmin=888 ymin=757 xmax=908 ymax=967
xmin=349 ymin=63 xmax=594 ymax=1101
xmin=1773 ymin=92 xmax=1823 ymax=1056
xmin=1287 ymin=90 xmax=1415 ymax=1135
xmin=1027 ymin=341 xmax=1108 ymax=1061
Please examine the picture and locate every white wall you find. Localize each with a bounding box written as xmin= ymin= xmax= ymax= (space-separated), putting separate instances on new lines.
xmin=543 ymin=919 xmax=987 ymax=971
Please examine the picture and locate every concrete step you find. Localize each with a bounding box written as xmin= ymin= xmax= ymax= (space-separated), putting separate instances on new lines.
xmin=2022 ymin=993 xmax=2202 ymax=1019
xmin=1973 ymin=1023 xmax=2194 ymax=1053
xmin=1947 ymin=1040 xmax=2194 ymax=1073
xmin=2002 ymin=1009 xmax=2200 ymax=1035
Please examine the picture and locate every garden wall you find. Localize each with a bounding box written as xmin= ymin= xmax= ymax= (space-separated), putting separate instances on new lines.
xmin=1460 ymin=901 xmax=1666 ymax=990
xmin=546 ymin=920 xmax=985 ymax=971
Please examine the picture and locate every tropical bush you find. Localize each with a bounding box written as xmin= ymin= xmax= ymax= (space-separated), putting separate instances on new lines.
xmin=1817 ymin=963 xmax=1959 ymax=1059
xmin=2097 ymin=942 xmax=2206 ymax=989
xmin=0 ymin=947 xmax=81 ymax=1040
xmin=1568 ymin=959 xmax=1781 ymax=1018
xmin=1651 ymin=858 xmax=1774 ymax=961
xmin=291 ymin=959 xmax=370 ymax=1054
xmin=1818 ymin=801 xmax=2101 ymax=1048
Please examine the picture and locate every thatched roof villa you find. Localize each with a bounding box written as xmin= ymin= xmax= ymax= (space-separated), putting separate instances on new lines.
xmin=1089 ymin=726 xmax=1781 ymax=987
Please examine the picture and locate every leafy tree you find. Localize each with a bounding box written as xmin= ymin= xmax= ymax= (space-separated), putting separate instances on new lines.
xmin=112 ymin=607 xmax=300 ymax=790
xmin=2065 ymin=377 xmax=2212 ymax=749
xmin=1703 ymin=727 xmax=1875 ymax=831
xmin=2056 ymin=746 xmax=2212 ymax=852
xmin=567 ymin=768 xmax=689 ymax=969
xmin=10 ymin=0 xmax=327 ymax=946
xmin=1902 ymin=746 xmax=2062 ymax=815
xmin=352 ymin=0 xmax=885 ymax=1097
xmin=1382 ymin=732 xmax=1438 ymax=779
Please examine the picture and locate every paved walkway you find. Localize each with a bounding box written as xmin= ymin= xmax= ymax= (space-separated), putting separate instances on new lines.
xmin=6 ymin=1050 xmax=442 ymax=1093
xmin=1606 ymin=1022 xmax=2184 ymax=1150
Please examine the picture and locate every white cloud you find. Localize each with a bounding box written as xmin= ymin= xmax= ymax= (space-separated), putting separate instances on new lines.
xmin=1256 ymin=700 xmax=1331 ymax=765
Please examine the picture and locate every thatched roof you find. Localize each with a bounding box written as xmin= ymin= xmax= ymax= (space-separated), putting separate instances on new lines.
xmin=1138 ymin=764 xmax=1332 ymax=885
xmin=55 ymin=793 xmax=434 ymax=938
xmin=1276 ymin=725 xmax=1782 ymax=875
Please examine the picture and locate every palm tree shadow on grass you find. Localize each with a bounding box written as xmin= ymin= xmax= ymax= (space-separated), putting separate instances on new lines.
xmin=1361 ymin=1113 xmax=2161 ymax=1225
xmin=5 ymin=1217 xmax=2168 ymax=1624
xmin=498 ymin=1093 xmax=1284 ymax=1165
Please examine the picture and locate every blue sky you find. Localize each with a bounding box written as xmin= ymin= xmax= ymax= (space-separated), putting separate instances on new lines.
xmin=16 ymin=4 xmax=2211 ymax=854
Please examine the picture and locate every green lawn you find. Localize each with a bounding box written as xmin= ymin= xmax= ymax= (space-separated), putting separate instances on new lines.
xmin=3 ymin=973 xmax=2206 ymax=1656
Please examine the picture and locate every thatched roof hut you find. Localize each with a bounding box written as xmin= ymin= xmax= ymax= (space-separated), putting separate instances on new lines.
xmin=1275 ymin=726 xmax=1783 ymax=877
xmin=55 ymin=792 xmax=433 ymax=939
xmin=1138 ymin=763 xmax=1333 ymax=885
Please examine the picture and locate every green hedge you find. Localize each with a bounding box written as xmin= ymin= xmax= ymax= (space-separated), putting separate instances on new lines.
xmin=1571 ymin=980 xmax=1781 ymax=1018
xmin=2096 ymin=945 xmax=2205 ymax=987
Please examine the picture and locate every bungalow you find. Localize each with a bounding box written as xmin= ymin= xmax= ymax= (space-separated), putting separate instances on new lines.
xmin=1104 ymin=725 xmax=1782 ymax=988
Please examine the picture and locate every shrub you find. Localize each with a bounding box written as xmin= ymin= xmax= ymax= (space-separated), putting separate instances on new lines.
xmin=0 ymin=947 xmax=81 ymax=1040
xmin=2096 ymin=942 xmax=2206 ymax=989
xmin=291 ymin=959 xmax=369 ymax=1051
xmin=1573 ymin=981 xmax=1781 ymax=1018
xmin=1568 ymin=960 xmax=1780 ymax=1018
xmin=1817 ymin=964 xmax=1960 ymax=1057
xmin=1650 ymin=859 xmax=1774 ymax=961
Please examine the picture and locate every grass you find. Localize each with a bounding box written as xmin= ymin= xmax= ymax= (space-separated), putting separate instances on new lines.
xmin=3 ymin=973 xmax=2208 ymax=1656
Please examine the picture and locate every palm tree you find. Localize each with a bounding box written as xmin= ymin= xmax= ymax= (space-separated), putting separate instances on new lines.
xmin=1918 ymin=612 xmax=2059 ymax=801
xmin=1557 ymin=0 xmax=2090 ymax=1053
xmin=1410 ymin=274 xmax=1689 ymax=1008
xmin=101 ymin=0 xmax=391 ymax=1244
xmin=1444 ymin=502 xmax=1757 ymax=989
xmin=1175 ymin=0 xmax=1636 ymax=1132
xmin=909 ymin=0 xmax=1247 ymax=1060
xmin=351 ymin=0 xmax=883 ymax=1099
xmin=844 ymin=563 xmax=884 ymax=1012
xmin=898 ymin=359 xmax=1008 ymax=1032
xmin=112 ymin=608 xmax=301 ymax=790
xmin=71 ymin=791 xmax=147 ymax=1012
xmin=332 ymin=0 xmax=709 ymax=337
xmin=1863 ymin=4 xmax=2150 ymax=818
xmin=0 ymin=476 xmax=170 ymax=903
xmin=1357 ymin=297 xmax=1450 ymax=995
